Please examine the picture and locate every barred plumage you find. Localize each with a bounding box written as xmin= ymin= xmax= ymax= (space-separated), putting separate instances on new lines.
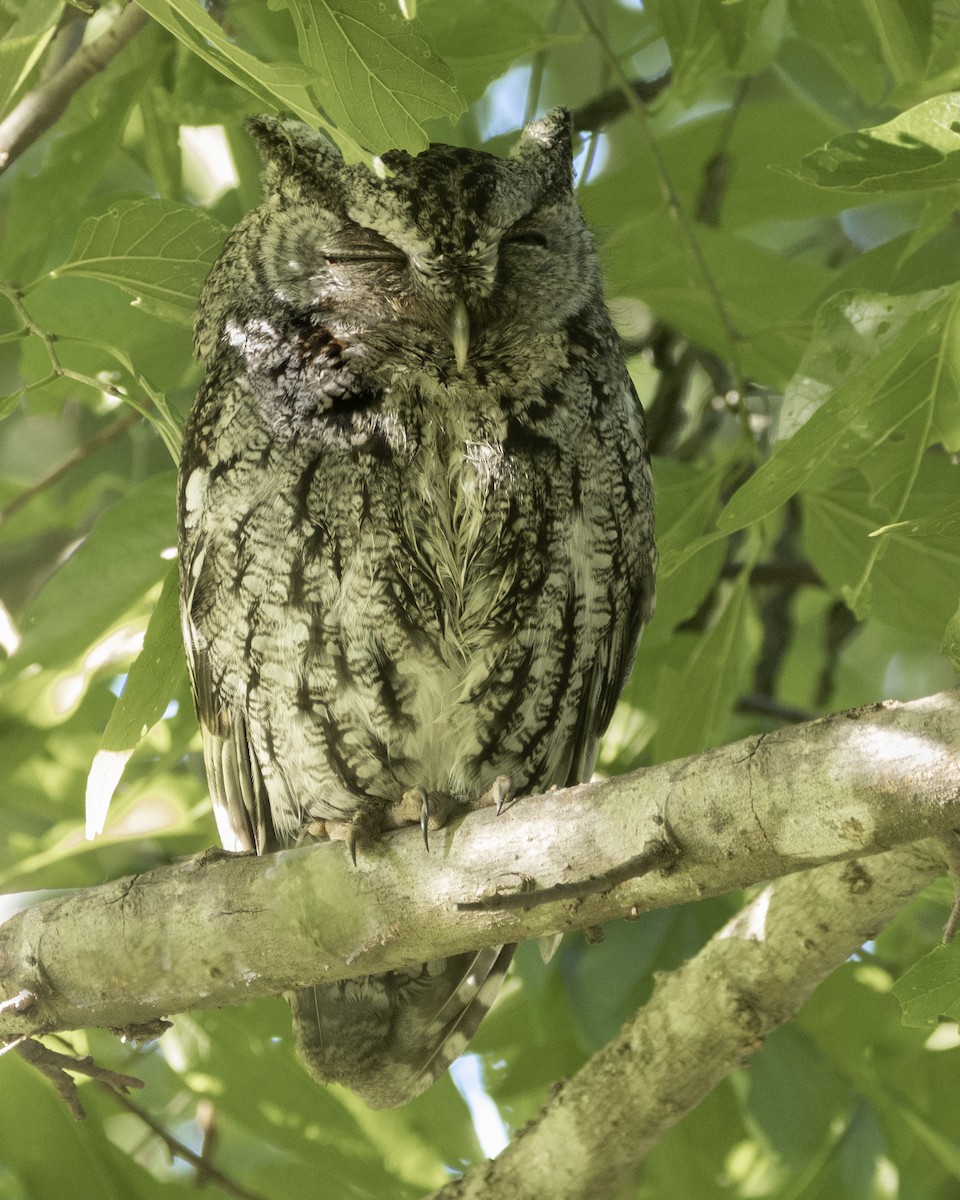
xmin=178 ymin=109 xmax=656 ymax=1108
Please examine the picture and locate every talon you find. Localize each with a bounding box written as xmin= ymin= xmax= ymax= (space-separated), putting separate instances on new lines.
xmin=346 ymin=823 xmax=360 ymax=867
xmin=420 ymin=795 xmax=430 ymax=851
xmin=491 ymin=774 xmax=513 ymax=815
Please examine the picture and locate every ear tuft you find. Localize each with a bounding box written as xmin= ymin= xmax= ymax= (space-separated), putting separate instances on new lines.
xmin=246 ymin=115 xmax=345 ymax=197
xmin=515 ymin=107 xmax=575 ymax=187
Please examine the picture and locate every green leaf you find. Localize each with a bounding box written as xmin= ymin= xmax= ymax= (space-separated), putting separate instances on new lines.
xmin=166 ymin=1006 xmax=445 ymax=1195
xmin=280 ymin=0 xmax=464 ymax=152
xmin=645 ymin=0 xmax=786 ymax=94
xmin=134 ymin=0 xmax=462 ymax=156
xmin=803 ymin=461 xmax=960 ymax=637
xmin=85 ymin=563 xmax=187 ymax=838
xmin=425 ymin=0 xmax=575 ymax=105
xmin=603 ymin=210 xmax=829 ymax=385
xmin=719 ymin=287 xmax=960 ymax=536
xmin=652 ymin=568 xmax=757 ymax=762
xmin=892 ymin=938 xmax=960 ymax=1026
xmin=646 ymin=457 xmax=728 ymax=645
xmin=49 ymin=200 xmax=225 ymax=325
xmin=870 ymin=498 xmax=960 ymax=539
xmin=0 ymin=0 xmax=60 ymax=116
xmin=788 ymin=0 xmax=890 ymax=107
xmin=941 ymin=601 xmax=960 ymax=673
xmin=792 ymin=94 xmax=960 ymax=193
xmin=0 ymin=1051 xmax=202 ymax=1199
xmin=894 ymin=1099 xmax=960 ymax=1179
xmin=132 ymin=0 xmax=356 ymax=151
xmin=11 ymin=473 xmax=177 ymax=670
xmin=741 ymin=1025 xmax=854 ymax=1169
xmin=859 ymin=0 xmax=930 ymax=86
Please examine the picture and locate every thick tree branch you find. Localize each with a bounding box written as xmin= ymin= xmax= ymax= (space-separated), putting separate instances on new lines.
xmin=1 ymin=691 xmax=958 ymax=1043
xmin=430 ymin=842 xmax=944 ymax=1200
xmin=0 ymin=3 xmax=150 ymax=174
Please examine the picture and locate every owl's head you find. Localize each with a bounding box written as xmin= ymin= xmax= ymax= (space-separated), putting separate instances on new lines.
xmin=200 ymin=110 xmax=603 ymax=387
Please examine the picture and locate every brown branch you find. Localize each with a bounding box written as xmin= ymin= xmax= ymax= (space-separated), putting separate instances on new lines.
xmin=572 ymin=74 xmax=673 ymax=132
xmin=429 ymin=843 xmax=943 ymax=1200
xmin=0 ymin=3 xmax=151 ymax=174
xmin=12 ymin=1038 xmax=142 ymax=1120
xmin=100 ymin=1086 xmax=268 ymax=1200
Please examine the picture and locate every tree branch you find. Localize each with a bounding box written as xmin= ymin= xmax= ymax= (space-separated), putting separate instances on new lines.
xmin=1 ymin=691 xmax=958 ymax=1042
xmin=429 ymin=842 xmax=944 ymax=1200
xmin=0 ymin=3 xmax=151 ymax=174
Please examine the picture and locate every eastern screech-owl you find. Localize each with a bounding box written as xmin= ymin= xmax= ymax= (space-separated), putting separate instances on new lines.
xmin=178 ymin=108 xmax=656 ymax=1108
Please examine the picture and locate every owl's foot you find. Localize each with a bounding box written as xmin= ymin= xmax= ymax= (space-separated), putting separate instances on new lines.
xmin=313 ymin=797 xmax=455 ymax=864
xmin=300 ymin=815 xmax=371 ymax=864
xmin=400 ymin=774 xmax=514 ymax=849
xmin=318 ymin=774 xmax=515 ymax=863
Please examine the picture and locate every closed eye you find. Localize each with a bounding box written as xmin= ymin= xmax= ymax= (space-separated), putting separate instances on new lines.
xmin=502 ymin=229 xmax=549 ymax=249
xmin=324 ymin=252 xmax=407 ymax=265
xmin=323 ymin=224 xmax=408 ymax=266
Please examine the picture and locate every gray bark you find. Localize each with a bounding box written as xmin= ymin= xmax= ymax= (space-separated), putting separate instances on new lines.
xmin=2 ymin=691 xmax=957 ymax=1042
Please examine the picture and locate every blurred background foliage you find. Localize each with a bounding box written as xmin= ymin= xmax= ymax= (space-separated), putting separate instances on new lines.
xmin=1 ymin=1 xmax=960 ymax=1197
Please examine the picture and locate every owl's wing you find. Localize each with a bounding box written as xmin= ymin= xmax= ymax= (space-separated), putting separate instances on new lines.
xmin=180 ymin=553 xmax=277 ymax=856
xmin=564 ymin=521 xmax=657 ymax=788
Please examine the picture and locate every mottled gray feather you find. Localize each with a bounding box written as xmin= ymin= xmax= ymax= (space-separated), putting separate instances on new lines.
xmin=178 ymin=108 xmax=656 ymax=1108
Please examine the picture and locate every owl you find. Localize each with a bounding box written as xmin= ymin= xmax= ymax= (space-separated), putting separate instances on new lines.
xmin=177 ymin=108 xmax=656 ymax=1108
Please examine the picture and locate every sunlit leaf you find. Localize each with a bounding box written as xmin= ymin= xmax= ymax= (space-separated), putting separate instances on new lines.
xmin=49 ymin=201 xmax=225 ymax=325
xmin=280 ymin=0 xmax=463 ymax=151
xmin=0 ymin=0 xmax=60 ymax=117
xmin=793 ymin=93 xmax=960 ymax=192
xmin=85 ymin=563 xmax=186 ymax=838
xmin=719 ymin=287 xmax=960 ymax=535
xmin=892 ymin=938 xmax=960 ymax=1026
xmin=135 ymin=0 xmax=461 ymax=155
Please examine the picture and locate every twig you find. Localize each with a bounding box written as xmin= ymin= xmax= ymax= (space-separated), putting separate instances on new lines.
xmin=99 ymin=1086 xmax=268 ymax=1200
xmin=13 ymin=1038 xmax=143 ymax=1120
xmin=0 ymin=408 xmax=142 ymax=526
xmin=0 ymin=284 xmax=177 ymax=460
xmin=572 ymin=74 xmax=673 ymax=131
xmin=572 ymin=0 xmax=745 ymax=394
xmin=0 ymin=3 xmax=151 ymax=173
xmin=695 ymin=78 xmax=751 ymax=228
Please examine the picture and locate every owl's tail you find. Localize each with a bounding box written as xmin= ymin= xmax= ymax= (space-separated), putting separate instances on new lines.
xmin=287 ymin=944 xmax=515 ymax=1108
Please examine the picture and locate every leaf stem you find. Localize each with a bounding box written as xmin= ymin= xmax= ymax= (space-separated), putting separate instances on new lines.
xmin=0 ymin=284 xmax=180 ymax=461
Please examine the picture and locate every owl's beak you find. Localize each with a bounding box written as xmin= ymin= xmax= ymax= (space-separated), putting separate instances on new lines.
xmin=449 ymin=298 xmax=470 ymax=373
